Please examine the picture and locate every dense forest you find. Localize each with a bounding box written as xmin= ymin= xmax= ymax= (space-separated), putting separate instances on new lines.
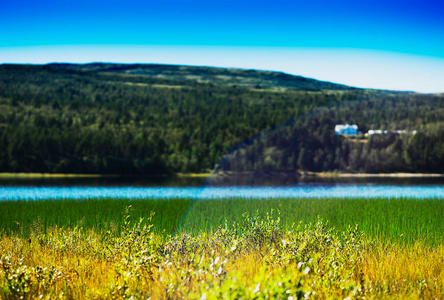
xmin=0 ymin=64 xmax=442 ymax=175
xmin=223 ymin=93 xmax=444 ymax=174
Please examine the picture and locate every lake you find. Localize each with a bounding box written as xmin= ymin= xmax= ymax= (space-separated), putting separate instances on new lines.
xmin=0 ymin=175 xmax=443 ymax=200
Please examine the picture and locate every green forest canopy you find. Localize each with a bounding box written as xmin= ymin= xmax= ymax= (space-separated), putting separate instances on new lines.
xmin=0 ymin=63 xmax=442 ymax=175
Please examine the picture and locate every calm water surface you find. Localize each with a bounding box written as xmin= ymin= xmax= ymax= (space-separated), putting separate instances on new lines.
xmin=0 ymin=176 xmax=443 ymax=200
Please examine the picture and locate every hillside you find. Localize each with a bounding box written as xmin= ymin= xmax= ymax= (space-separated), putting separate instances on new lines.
xmin=0 ymin=63 xmax=442 ymax=175
xmin=221 ymin=93 xmax=444 ymax=174
xmin=51 ymin=63 xmax=358 ymax=91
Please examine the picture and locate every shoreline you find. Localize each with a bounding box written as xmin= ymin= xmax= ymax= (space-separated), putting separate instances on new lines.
xmin=0 ymin=173 xmax=108 ymax=178
xmin=336 ymin=173 xmax=444 ymax=178
xmin=212 ymin=171 xmax=444 ymax=178
xmin=303 ymin=171 xmax=444 ymax=178
xmin=0 ymin=172 xmax=443 ymax=179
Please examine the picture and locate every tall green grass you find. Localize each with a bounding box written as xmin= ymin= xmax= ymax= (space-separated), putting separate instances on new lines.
xmin=182 ymin=197 xmax=444 ymax=245
xmin=0 ymin=198 xmax=192 ymax=236
xmin=1 ymin=197 xmax=443 ymax=244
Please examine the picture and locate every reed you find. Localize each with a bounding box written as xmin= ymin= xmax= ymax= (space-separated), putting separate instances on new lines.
xmin=1 ymin=197 xmax=443 ymax=244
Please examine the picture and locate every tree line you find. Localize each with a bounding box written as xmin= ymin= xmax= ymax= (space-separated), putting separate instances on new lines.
xmin=0 ymin=64 xmax=442 ymax=175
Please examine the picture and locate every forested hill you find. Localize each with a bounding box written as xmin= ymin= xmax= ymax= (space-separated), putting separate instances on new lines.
xmin=0 ymin=63 xmax=442 ymax=175
xmin=50 ymin=63 xmax=358 ymax=91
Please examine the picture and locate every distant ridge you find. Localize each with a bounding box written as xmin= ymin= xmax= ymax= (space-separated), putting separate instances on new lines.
xmin=50 ymin=63 xmax=359 ymax=91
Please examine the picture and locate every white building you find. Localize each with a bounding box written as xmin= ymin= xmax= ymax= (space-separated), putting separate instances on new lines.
xmin=335 ymin=124 xmax=358 ymax=136
xmin=367 ymin=129 xmax=417 ymax=135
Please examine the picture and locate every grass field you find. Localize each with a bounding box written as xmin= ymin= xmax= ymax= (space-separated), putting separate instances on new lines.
xmin=0 ymin=197 xmax=443 ymax=299
xmin=1 ymin=197 xmax=443 ymax=244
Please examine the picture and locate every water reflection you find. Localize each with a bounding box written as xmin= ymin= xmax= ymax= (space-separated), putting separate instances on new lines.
xmin=1 ymin=174 xmax=443 ymax=187
xmin=206 ymin=174 xmax=444 ymax=187
xmin=0 ymin=176 xmax=206 ymax=187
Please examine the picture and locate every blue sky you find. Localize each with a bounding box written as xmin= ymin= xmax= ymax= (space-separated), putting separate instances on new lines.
xmin=1 ymin=0 xmax=443 ymax=92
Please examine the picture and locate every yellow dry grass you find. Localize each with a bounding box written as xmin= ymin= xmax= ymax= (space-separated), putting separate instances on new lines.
xmin=362 ymin=242 xmax=444 ymax=299
xmin=0 ymin=214 xmax=443 ymax=299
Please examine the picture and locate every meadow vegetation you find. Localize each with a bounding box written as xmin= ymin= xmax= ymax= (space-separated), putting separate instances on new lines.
xmin=0 ymin=197 xmax=443 ymax=299
xmin=1 ymin=197 xmax=443 ymax=244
